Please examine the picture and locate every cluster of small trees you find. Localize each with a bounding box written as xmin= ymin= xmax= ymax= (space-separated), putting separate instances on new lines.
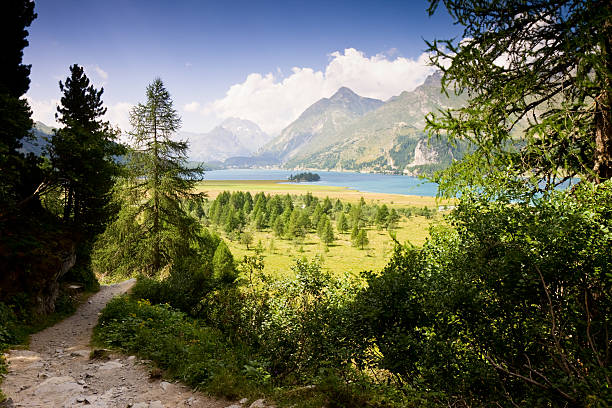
xmin=204 ymin=191 xmax=419 ymax=249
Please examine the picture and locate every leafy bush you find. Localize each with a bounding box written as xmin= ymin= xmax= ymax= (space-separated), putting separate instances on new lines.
xmin=94 ymin=296 xmax=247 ymax=394
xmin=130 ymin=229 xmax=235 ymax=315
xmin=355 ymin=181 xmax=612 ymax=407
xmin=252 ymin=258 xmax=362 ymax=381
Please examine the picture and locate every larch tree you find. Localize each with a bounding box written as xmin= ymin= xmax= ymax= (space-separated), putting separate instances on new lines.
xmin=426 ymin=0 xmax=612 ymax=196
xmin=93 ymin=78 xmax=204 ymax=277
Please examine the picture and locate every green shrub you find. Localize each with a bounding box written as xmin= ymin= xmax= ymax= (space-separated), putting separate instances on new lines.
xmin=94 ymin=296 xmax=246 ymax=389
xmin=355 ymin=181 xmax=612 ymax=407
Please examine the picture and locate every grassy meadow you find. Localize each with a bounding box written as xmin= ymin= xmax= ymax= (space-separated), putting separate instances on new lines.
xmin=199 ymin=179 xmax=446 ymax=278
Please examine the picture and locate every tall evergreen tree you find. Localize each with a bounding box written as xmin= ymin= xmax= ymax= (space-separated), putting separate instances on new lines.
xmin=0 ymin=0 xmax=39 ymax=209
xmin=93 ymin=78 xmax=204 ymax=277
xmin=352 ymin=229 xmax=369 ymax=250
xmin=49 ymin=64 xmax=124 ymax=235
xmin=321 ymin=219 xmax=334 ymax=245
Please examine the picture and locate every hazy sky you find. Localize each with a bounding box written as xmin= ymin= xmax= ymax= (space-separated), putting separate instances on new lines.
xmin=24 ymin=0 xmax=460 ymax=135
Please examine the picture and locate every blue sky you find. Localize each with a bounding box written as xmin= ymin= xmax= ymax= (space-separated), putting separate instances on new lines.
xmin=25 ymin=0 xmax=461 ymax=134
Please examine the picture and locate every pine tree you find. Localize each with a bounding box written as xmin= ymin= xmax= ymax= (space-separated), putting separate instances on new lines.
xmin=352 ymin=229 xmax=369 ymax=250
xmin=49 ymin=64 xmax=124 ymax=235
xmin=0 ymin=0 xmax=39 ymax=208
xmin=93 ymin=79 xmax=203 ymax=277
xmin=375 ymin=204 xmax=389 ymax=229
xmin=212 ymin=241 xmax=237 ymax=284
xmin=287 ymin=209 xmax=305 ymax=239
xmin=311 ymin=203 xmax=323 ymax=228
xmin=337 ymin=212 xmax=348 ymax=233
xmin=322 ymin=196 xmax=333 ymax=214
xmin=427 ymin=0 xmax=612 ymax=191
xmin=273 ymin=217 xmax=285 ymax=238
xmin=350 ymin=224 xmax=359 ymax=241
xmin=387 ymin=208 xmax=400 ymax=230
xmin=322 ymin=219 xmax=334 ymax=245
xmin=317 ymin=214 xmax=330 ymax=238
xmin=253 ymin=211 xmax=265 ymax=230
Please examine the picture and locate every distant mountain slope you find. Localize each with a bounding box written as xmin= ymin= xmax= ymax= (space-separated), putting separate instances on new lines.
xmin=260 ymin=87 xmax=384 ymax=162
xmin=20 ymin=121 xmax=54 ymax=156
xmin=186 ymin=117 xmax=271 ymax=162
xmin=271 ymin=71 xmax=470 ymax=173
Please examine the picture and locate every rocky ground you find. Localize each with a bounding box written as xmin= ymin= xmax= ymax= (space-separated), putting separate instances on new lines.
xmin=1 ymin=280 xmax=273 ymax=408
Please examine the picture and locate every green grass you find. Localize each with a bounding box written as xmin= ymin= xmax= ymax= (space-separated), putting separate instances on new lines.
xmin=199 ymin=179 xmax=444 ymax=279
xmin=221 ymin=215 xmax=437 ymax=279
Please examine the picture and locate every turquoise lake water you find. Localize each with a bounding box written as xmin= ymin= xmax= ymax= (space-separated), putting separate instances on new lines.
xmin=203 ymin=169 xmax=439 ymax=197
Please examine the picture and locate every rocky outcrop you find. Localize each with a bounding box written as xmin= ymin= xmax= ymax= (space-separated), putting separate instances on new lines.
xmin=407 ymin=139 xmax=439 ymax=167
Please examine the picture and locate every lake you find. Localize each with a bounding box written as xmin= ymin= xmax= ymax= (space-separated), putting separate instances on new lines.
xmin=203 ymin=169 xmax=439 ymax=196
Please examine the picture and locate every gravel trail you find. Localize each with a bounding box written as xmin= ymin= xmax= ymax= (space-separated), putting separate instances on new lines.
xmin=1 ymin=280 xmax=241 ymax=408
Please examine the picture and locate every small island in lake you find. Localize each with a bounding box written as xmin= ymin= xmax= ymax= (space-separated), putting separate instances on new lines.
xmin=288 ymin=172 xmax=321 ymax=182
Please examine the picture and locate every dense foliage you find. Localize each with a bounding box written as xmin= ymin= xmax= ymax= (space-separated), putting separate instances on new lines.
xmin=355 ymin=182 xmax=611 ymax=407
xmin=96 ymin=181 xmax=611 ymax=407
xmin=427 ymin=0 xmax=612 ymax=194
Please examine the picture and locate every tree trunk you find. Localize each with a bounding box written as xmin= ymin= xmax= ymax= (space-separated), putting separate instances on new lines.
xmin=64 ymin=187 xmax=73 ymax=222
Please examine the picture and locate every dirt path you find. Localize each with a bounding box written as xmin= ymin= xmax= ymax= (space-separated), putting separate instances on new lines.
xmin=1 ymin=280 xmax=246 ymax=408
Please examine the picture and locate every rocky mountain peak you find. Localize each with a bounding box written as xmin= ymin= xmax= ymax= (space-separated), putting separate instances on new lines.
xmin=330 ymin=86 xmax=359 ymax=100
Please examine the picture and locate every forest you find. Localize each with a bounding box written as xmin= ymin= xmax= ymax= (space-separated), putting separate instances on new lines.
xmin=1 ymin=0 xmax=611 ymax=407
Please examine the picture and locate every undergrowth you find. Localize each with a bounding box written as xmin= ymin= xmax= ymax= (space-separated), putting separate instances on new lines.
xmin=93 ymin=293 xmax=413 ymax=407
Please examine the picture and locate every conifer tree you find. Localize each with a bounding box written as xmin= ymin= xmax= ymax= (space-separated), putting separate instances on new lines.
xmin=337 ymin=212 xmax=348 ymax=233
xmin=0 ymin=0 xmax=39 ymax=208
xmin=322 ymin=196 xmax=333 ymax=214
xmin=352 ymin=229 xmax=369 ymax=250
xmin=212 ymin=241 xmax=237 ymax=284
xmin=427 ymin=0 xmax=612 ymax=192
xmin=253 ymin=211 xmax=265 ymax=230
xmin=387 ymin=208 xmax=400 ymax=230
xmin=287 ymin=209 xmax=305 ymax=239
xmin=273 ymin=217 xmax=284 ymax=237
xmin=93 ymin=78 xmax=204 ymax=277
xmin=322 ymin=219 xmax=334 ymax=245
xmin=375 ymin=204 xmax=389 ymax=229
xmin=350 ymin=224 xmax=359 ymax=241
xmin=49 ymin=64 xmax=123 ymax=235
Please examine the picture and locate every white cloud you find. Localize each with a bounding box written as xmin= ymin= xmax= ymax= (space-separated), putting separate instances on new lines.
xmin=105 ymin=102 xmax=133 ymax=139
xmin=183 ymin=101 xmax=201 ymax=113
xmin=94 ymin=65 xmax=108 ymax=80
xmin=26 ymin=96 xmax=60 ymax=127
xmin=204 ymin=48 xmax=436 ymax=134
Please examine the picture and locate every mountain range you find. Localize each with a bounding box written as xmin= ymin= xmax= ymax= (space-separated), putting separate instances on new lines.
xmin=182 ymin=117 xmax=272 ymax=163
xmin=28 ymin=71 xmax=468 ymax=174
xmin=252 ymin=70 xmax=469 ymax=174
